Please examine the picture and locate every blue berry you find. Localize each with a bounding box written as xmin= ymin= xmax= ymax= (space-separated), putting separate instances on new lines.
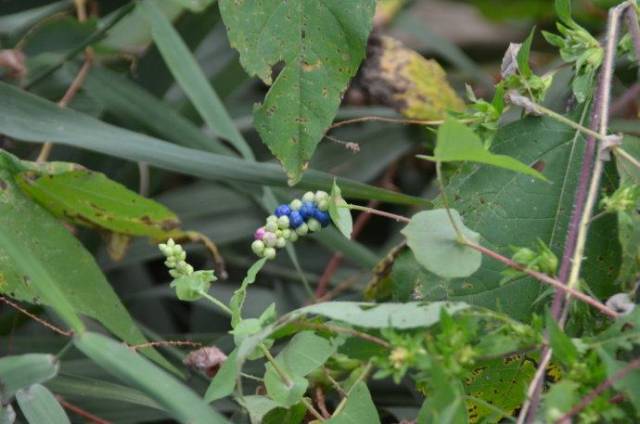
xmin=289 ymin=210 xmax=304 ymax=228
xmin=314 ymin=209 xmax=331 ymax=227
xmin=299 ymin=201 xmax=316 ymax=220
xmin=275 ymin=204 xmax=292 ymax=217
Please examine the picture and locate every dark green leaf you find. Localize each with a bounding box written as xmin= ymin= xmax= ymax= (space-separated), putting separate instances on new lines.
xmin=219 ymin=0 xmax=376 ymax=183
xmin=205 ymin=350 xmax=238 ymax=402
xmin=547 ymin=310 xmax=579 ymax=367
xmin=326 ymin=382 xmax=380 ymax=424
xmin=329 ymin=181 xmax=353 ymax=239
xmin=0 ymin=82 xmax=425 ymax=206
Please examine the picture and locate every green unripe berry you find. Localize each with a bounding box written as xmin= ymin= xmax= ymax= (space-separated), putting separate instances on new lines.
xmin=307 ymin=218 xmax=321 ymax=232
xmin=289 ymin=231 xmax=298 ymax=242
xmin=277 ymin=215 xmax=290 ymax=229
xmin=266 ymin=215 xmax=278 ymax=224
xmin=275 ymin=229 xmax=283 ymax=237
xmin=315 ymin=191 xmax=329 ymax=203
xmin=264 ymin=247 xmax=277 ymax=260
xmin=290 ymin=199 xmax=303 ymax=210
xmin=265 ymin=221 xmax=278 ymax=232
xmin=281 ymin=229 xmax=292 ymax=240
xmin=296 ymin=223 xmax=309 ymax=236
xmin=317 ymin=199 xmax=329 ymax=211
xmin=263 ymin=232 xmax=277 ymax=247
xmin=302 ymin=191 xmax=315 ymax=202
xmin=276 ymin=237 xmax=286 ymax=248
xmin=251 ymin=240 xmax=265 ymax=255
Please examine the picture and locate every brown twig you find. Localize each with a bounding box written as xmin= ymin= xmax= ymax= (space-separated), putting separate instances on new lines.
xmin=56 ymin=396 xmax=112 ymax=424
xmin=37 ymin=0 xmax=94 ymax=163
xmin=314 ymin=272 xmax=364 ymax=302
xmin=556 ymin=356 xmax=640 ymax=423
xmin=299 ymin=322 xmax=391 ymax=348
xmin=128 ymin=340 xmax=202 ymax=351
xmin=315 ymin=386 xmax=332 ymax=419
xmin=330 ymin=116 xmax=447 ymax=130
xmin=0 ymin=296 xmax=73 ymax=337
xmin=464 ymin=243 xmax=619 ymax=319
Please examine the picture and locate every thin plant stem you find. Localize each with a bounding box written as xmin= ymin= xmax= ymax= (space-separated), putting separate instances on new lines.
xmin=346 ymin=204 xmax=411 ymax=223
xmin=56 ymin=397 xmax=112 ymax=424
xmin=331 ymin=361 xmax=373 ymax=417
xmin=436 ymin=161 xmax=465 ymax=241
xmin=330 ymin=116 xmax=447 ymax=130
xmin=521 ymin=3 xmax=631 ymax=422
xmin=614 ymin=146 xmax=640 ymax=171
xmin=464 ymin=241 xmax=618 ymax=318
xmin=199 ymin=291 xmax=233 ymax=316
xmin=299 ymin=322 xmax=391 ymax=348
xmin=260 ymin=345 xmax=326 ymax=421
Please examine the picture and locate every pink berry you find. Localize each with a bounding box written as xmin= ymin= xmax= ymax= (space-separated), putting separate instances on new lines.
xmin=254 ymin=227 xmax=266 ymax=240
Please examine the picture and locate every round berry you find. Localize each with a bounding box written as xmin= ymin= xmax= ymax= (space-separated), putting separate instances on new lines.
xmin=290 ymin=198 xmax=303 ymax=211
xmin=277 ymin=215 xmax=290 ymax=229
xmin=275 ymin=204 xmax=292 ymax=217
xmin=251 ymin=240 xmax=265 ymax=255
xmin=289 ymin=210 xmax=304 ymax=228
xmin=314 ymin=209 xmax=331 ymax=227
xmin=299 ymin=201 xmax=316 ymax=220
xmin=307 ymin=218 xmax=322 ymax=232
xmin=315 ymin=191 xmax=329 ymax=203
xmin=275 ymin=229 xmax=283 ymax=237
xmin=317 ymin=198 xmax=329 ymax=211
xmin=264 ymin=247 xmax=277 ymax=260
xmin=276 ymin=237 xmax=286 ymax=248
xmin=296 ymin=223 xmax=309 ymax=236
xmin=265 ymin=220 xmax=278 ymax=232
xmin=254 ymin=226 xmax=266 ymax=240
xmin=266 ymin=215 xmax=278 ymax=223
xmin=289 ymin=231 xmax=298 ymax=242
xmin=281 ymin=229 xmax=292 ymax=240
xmin=263 ymin=232 xmax=277 ymax=247
xmin=302 ymin=191 xmax=315 ymax=203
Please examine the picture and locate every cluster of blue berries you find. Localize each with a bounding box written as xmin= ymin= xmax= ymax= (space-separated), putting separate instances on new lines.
xmin=251 ymin=191 xmax=331 ymax=259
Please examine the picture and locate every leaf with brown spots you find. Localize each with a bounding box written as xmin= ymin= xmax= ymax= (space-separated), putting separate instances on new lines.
xmin=219 ymin=0 xmax=376 ymax=184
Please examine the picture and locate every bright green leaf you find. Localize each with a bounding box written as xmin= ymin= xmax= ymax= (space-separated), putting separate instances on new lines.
xmin=420 ymin=118 xmax=548 ymax=181
xmin=16 ymin=385 xmax=70 ymax=424
xmin=543 ymin=380 xmax=579 ymax=422
xmin=418 ymin=368 xmax=467 ymax=424
xmin=329 ymin=180 xmax=353 ymax=239
xmin=219 ymin=0 xmax=376 ymax=183
xmin=279 ymin=331 xmax=336 ymax=377
xmin=0 ymin=355 xmax=58 ymax=402
xmin=326 ymin=382 xmax=380 ymax=424
xmin=547 ymin=311 xmax=579 ymax=367
xmin=516 ymin=28 xmax=535 ymax=78
xmin=401 ymin=209 xmax=482 ymax=278
xmin=263 ymin=367 xmax=308 ymax=408
xmin=230 ymin=258 xmax=268 ymax=327
xmin=205 ymin=350 xmax=238 ymax=402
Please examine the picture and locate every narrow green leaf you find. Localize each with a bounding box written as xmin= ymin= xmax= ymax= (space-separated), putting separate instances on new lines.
xmin=204 ymin=349 xmax=238 ymax=402
xmin=141 ymin=0 xmax=252 ymax=159
xmin=516 ymin=28 xmax=535 ymax=78
xmin=0 ymin=355 xmax=58 ymax=402
xmin=547 ymin=311 xmax=578 ymax=367
xmin=230 ymin=258 xmax=268 ymax=327
xmin=0 ymin=81 xmax=425 ymax=206
xmin=401 ymin=209 xmax=482 ymax=279
xmin=74 ymin=332 xmax=229 ymax=424
xmin=555 ymin=0 xmax=573 ymax=24
xmin=420 ymin=118 xmax=547 ymax=181
xmin=329 ymin=181 xmax=353 ymax=239
xmin=16 ymin=385 xmax=70 ymax=424
xmin=326 ymin=382 xmax=380 ymax=424
xmin=219 ymin=0 xmax=376 ymax=183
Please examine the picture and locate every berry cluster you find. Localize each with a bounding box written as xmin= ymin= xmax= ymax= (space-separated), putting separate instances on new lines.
xmin=251 ymin=191 xmax=331 ymax=259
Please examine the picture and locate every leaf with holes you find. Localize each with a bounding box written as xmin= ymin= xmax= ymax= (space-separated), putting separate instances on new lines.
xmin=219 ymin=0 xmax=376 ymax=183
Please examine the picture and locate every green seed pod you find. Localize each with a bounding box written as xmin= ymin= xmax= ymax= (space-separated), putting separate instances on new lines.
xmin=263 ymin=232 xmax=277 ymax=247
xmin=307 ymin=218 xmax=322 ymax=232
xmin=264 ymin=247 xmax=277 ymax=260
xmin=277 ymin=215 xmax=290 ymax=229
xmin=265 ymin=221 xmax=278 ymax=232
xmin=251 ymin=240 xmax=265 ymax=255
xmin=302 ymin=191 xmax=315 ymax=202
xmin=296 ymin=223 xmax=309 ymax=236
